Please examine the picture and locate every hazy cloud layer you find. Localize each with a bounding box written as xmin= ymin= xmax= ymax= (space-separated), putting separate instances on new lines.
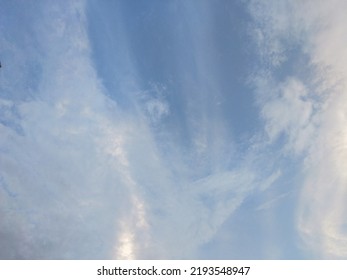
xmin=1 ymin=0 xmax=347 ymax=259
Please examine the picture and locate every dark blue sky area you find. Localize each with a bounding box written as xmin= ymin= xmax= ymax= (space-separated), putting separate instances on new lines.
xmin=87 ymin=0 xmax=260 ymax=144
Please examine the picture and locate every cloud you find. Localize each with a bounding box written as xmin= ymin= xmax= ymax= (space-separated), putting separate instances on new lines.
xmin=249 ymin=0 xmax=347 ymax=258
xmin=0 ymin=0 xmax=131 ymax=259
xmin=255 ymin=191 xmax=290 ymax=212
xmin=258 ymin=169 xmax=282 ymax=192
xmin=258 ymin=77 xmax=314 ymax=154
xmin=5 ymin=0 xmax=334 ymax=260
xmin=0 ymin=0 xmax=264 ymax=260
xmin=134 ymin=83 xmax=170 ymax=125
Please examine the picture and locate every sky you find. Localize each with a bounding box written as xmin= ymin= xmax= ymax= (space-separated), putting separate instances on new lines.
xmin=1 ymin=0 xmax=347 ymax=259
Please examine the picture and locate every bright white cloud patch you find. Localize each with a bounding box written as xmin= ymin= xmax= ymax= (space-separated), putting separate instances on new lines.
xmin=260 ymin=77 xmax=314 ymax=154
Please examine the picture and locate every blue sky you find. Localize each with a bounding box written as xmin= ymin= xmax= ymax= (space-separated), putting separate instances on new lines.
xmin=1 ymin=0 xmax=347 ymax=259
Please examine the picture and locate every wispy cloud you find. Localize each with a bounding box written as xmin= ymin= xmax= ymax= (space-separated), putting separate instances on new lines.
xmin=249 ymin=0 xmax=347 ymax=258
xmin=0 ymin=0 xmax=263 ymax=259
xmin=6 ymin=0 xmax=346 ymax=260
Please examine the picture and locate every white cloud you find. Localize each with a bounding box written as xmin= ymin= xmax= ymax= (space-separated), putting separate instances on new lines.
xmin=134 ymin=83 xmax=170 ymax=125
xmin=4 ymin=0 xmax=329 ymax=260
xmin=249 ymin=0 xmax=347 ymax=258
xmin=260 ymin=77 xmax=315 ymax=154
xmin=0 ymin=0 xmax=135 ymax=259
xmin=258 ymin=169 xmax=282 ymax=192
xmin=255 ymin=191 xmax=290 ymax=212
xmin=145 ymin=99 xmax=169 ymax=122
xmin=0 ymin=0 xmax=263 ymax=260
